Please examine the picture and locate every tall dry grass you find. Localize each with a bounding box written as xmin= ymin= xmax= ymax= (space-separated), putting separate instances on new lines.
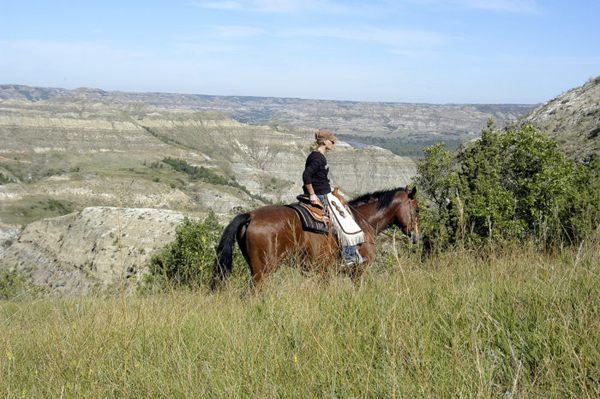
xmin=1 ymin=239 xmax=599 ymax=397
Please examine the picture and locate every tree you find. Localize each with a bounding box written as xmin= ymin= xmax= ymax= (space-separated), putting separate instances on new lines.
xmin=559 ymin=155 xmax=600 ymax=242
xmin=415 ymin=121 xmax=597 ymax=248
xmin=415 ymin=142 xmax=457 ymax=216
xmin=414 ymin=142 xmax=460 ymax=248
xmin=499 ymin=125 xmax=575 ymax=240
xmin=459 ymin=121 xmax=517 ymax=240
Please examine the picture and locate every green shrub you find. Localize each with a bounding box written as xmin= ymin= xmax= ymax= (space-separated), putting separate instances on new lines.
xmin=162 ymin=157 xmax=230 ymax=186
xmin=145 ymin=213 xmax=222 ymax=290
xmin=559 ymin=155 xmax=600 ymax=242
xmin=162 ymin=157 xmax=272 ymax=204
xmin=413 ymin=142 xmax=460 ymax=249
xmin=415 ymin=121 xmax=600 ymax=248
xmin=0 ymin=269 xmax=27 ymax=300
xmin=0 ymin=172 xmax=11 ymax=185
xmin=45 ymin=199 xmax=73 ymax=215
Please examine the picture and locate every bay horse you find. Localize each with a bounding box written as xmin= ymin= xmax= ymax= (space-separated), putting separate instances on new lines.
xmin=213 ymin=186 xmax=420 ymax=287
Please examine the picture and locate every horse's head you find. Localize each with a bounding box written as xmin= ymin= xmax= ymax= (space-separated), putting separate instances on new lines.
xmin=349 ymin=186 xmax=421 ymax=244
xmin=394 ymin=186 xmax=421 ymax=244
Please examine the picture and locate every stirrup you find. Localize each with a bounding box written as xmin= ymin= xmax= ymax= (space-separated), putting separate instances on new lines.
xmin=342 ymin=253 xmax=365 ymax=267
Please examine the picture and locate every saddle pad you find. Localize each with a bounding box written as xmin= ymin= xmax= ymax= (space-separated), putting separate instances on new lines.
xmin=325 ymin=193 xmax=366 ymax=246
xmin=286 ymin=203 xmax=329 ymax=235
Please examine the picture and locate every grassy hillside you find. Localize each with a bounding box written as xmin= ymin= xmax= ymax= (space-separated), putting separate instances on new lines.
xmin=2 ymin=240 xmax=598 ymax=397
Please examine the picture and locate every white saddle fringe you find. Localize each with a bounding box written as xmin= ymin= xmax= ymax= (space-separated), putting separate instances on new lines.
xmin=325 ymin=193 xmax=366 ymax=246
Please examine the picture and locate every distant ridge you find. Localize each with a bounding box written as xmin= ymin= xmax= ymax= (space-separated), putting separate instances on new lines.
xmin=0 ymin=84 xmax=536 ymax=142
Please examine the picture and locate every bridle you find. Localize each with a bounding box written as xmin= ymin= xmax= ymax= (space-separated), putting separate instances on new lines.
xmin=347 ymin=196 xmax=418 ymax=243
xmin=406 ymin=197 xmax=420 ymax=242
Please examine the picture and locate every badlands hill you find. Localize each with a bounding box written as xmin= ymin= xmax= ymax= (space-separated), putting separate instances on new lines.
xmin=10 ymin=80 xmax=595 ymax=296
xmin=0 ymin=89 xmax=420 ymax=294
xmin=510 ymin=76 xmax=600 ymax=163
xmin=0 ymin=96 xmax=417 ymax=225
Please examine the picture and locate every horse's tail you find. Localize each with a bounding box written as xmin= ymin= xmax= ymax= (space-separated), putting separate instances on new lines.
xmin=213 ymin=213 xmax=252 ymax=288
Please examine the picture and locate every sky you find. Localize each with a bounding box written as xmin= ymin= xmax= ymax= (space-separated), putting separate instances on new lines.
xmin=1 ymin=0 xmax=599 ymax=104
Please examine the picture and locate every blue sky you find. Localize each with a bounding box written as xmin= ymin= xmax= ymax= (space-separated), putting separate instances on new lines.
xmin=1 ymin=0 xmax=599 ymax=104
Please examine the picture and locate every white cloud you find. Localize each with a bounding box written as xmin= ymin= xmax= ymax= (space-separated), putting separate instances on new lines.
xmin=187 ymin=1 xmax=245 ymax=11
xmin=282 ymin=26 xmax=445 ymax=48
xmin=170 ymin=24 xmax=266 ymax=49
xmin=204 ymin=25 xmax=266 ymax=39
xmin=251 ymin=0 xmax=360 ymax=14
xmin=188 ymin=0 xmax=378 ymax=15
xmin=416 ymin=0 xmax=540 ymax=13
xmin=249 ymin=0 xmax=307 ymax=12
xmin=173 ymin=42 xmax=246 ymax=56
xmin=461 ymin=0 xmax=539 ymax=13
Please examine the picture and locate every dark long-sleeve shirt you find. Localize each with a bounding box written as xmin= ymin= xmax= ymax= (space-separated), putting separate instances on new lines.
xmin=302 ymin=151 xmax=331 ymax=195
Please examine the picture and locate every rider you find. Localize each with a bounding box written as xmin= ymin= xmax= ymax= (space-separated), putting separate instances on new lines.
xmin=302 ymin=129 xmax=364 ymax=266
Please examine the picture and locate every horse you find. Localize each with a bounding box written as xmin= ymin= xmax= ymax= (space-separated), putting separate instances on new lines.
xmin=213 ymin=186 xmax=420 ymax=287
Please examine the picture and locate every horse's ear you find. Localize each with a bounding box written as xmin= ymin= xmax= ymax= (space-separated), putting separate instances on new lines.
xmin=409 ymin=186 xmax=417 ymax=199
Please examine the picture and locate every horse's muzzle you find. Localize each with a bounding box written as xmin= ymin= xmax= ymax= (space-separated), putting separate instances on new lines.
xmin=410 ymin=231 xmax=421 ymax=244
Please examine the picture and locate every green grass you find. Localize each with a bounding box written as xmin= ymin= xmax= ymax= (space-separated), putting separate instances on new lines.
xmin=1 ymin=241 xmax=599 ymax=397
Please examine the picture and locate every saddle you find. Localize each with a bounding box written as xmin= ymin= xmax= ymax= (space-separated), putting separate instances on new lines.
xmin=287 ymin=189 xmax=365 ymax=246
xmin=286 ymin=195 xmax=330 ymax=235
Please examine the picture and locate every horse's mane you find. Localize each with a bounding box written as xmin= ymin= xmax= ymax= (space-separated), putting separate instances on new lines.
xmin=348 ymin=187 xmax=408 ymax=210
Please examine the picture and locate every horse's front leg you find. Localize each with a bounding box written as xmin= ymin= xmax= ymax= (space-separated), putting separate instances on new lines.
xmin=348 ymin=242 xmax=376 ymax=284
xmin=357 ymin=242 xmax=376 ymax=265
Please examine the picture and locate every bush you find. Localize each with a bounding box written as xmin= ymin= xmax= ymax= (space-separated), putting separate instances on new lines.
xmin=413 ymin=142 xmax=460 ymax=249
xmin=144 ymin=212 xmax=251 ymax=291
xmin=0 ymin=172 xmax=11 ymax=185
xmin=0 ymin=269 xmax=27 ymax=300
xmin=162 ymin=157 xmax=272 ymax=204
xmin=45 ymin=199 xmax=73 ymax=215
xmin=162 ymin=157 xmax=230 ymax=186
xmin=415 ymin=121 xmax=600 ymax=248
xmin=145 ymin=213 xmax=222 ymax=290
xmin=559 ymin=155 xmax=600 ymax=242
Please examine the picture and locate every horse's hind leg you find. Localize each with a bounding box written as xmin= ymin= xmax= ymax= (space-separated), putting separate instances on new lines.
xmin=246 ymin=240 xmax=282 ymax=289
